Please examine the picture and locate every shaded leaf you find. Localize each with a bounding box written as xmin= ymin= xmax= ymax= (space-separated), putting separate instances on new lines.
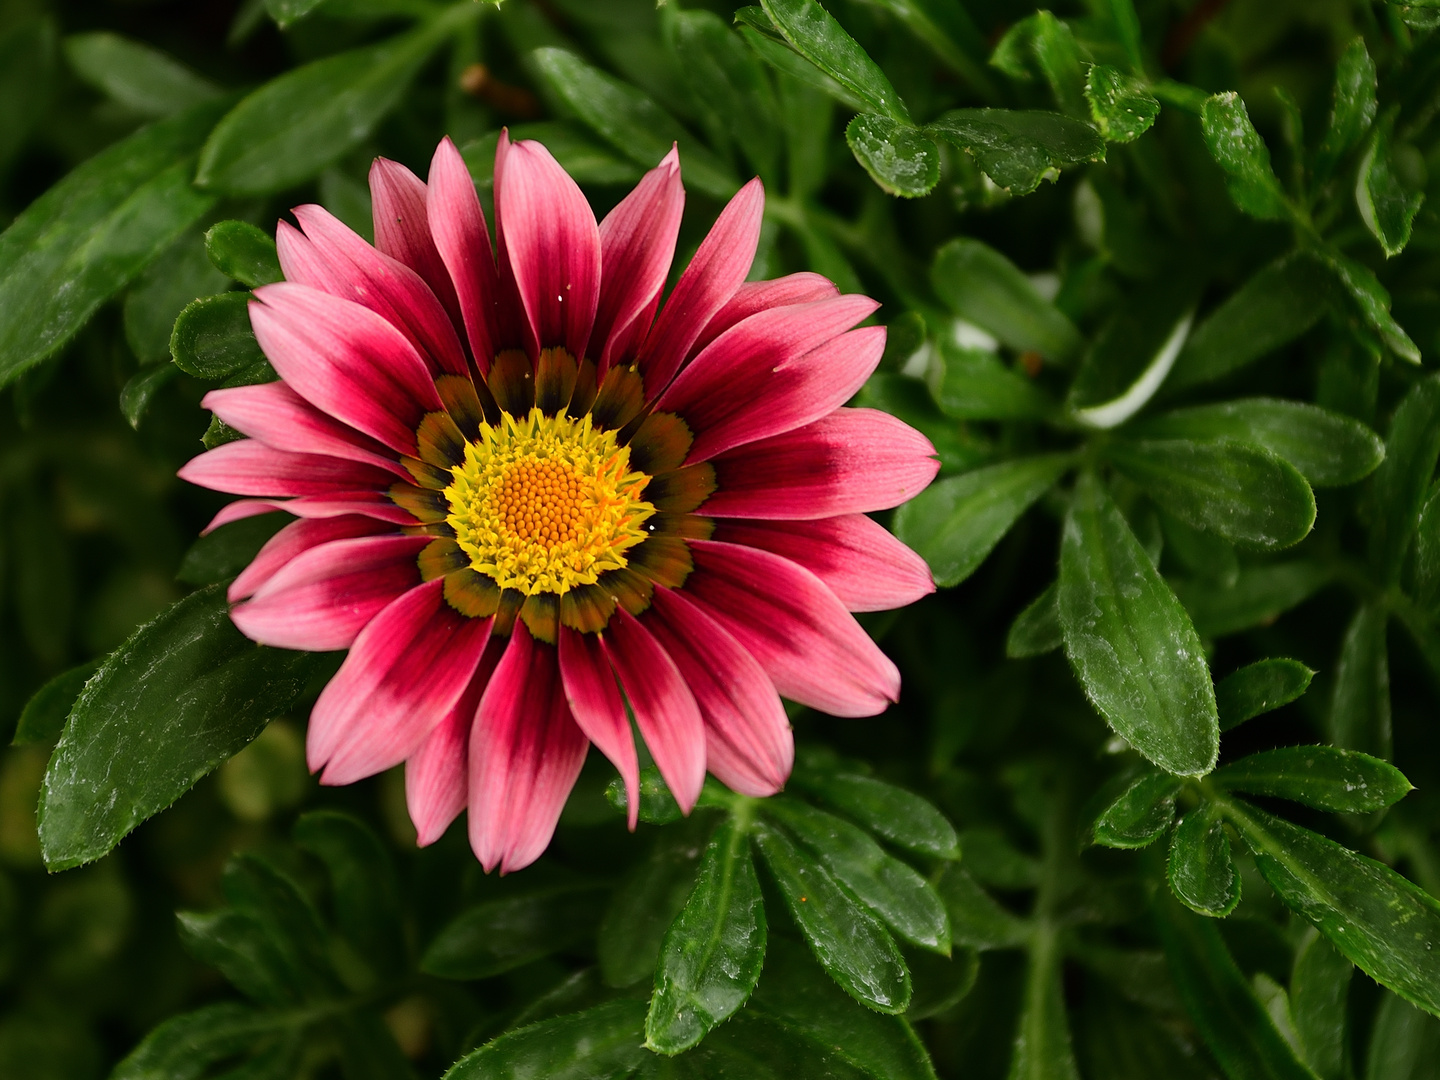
xmin=421 ymin=884 xmax=608 ymax=980
xmin=120 ymin=364 xmax=179 ymax=429
xmin=1217 ymin=746 xmax=1412 ymax=814
xmin=1371 ymin=377 xmax=1440 ymax=579
xmin=600 ymin=821 xmax=708 ymax=990
xmin=1321 ymin=250 xmax=1420 ymax=364
xmin=1329 ymin=604 xmax=1391 ymax=761
xmin=176 ymin=513 xmax=287 ymax=588
xmin=1007 ymin=583 xmax=1062 ymax=659
xmin=1366 ymin=992 xmax=1440 ymax=1080
xmin=13 ymin=661 xmax=102 ymax=748
xmin=171 ymin=292 xmax=270 ymax=381
xmin=933 ymin=865 xmax=1030 ymax=950
xmin=1316 ymin=38 xmax=1377 ymax=183
xmin=111 ymin=1002 xmax=286 ymax=1080
xmin=792 ymin=771 xmax=960 ymax=861
xmin=1092 ymin=771 xmax=1182 ymax=849
xmin=64 ymin=32 xmax=220 ymax=118
xmin=1290 ymin=931 xmax=1351 ymax=1080
xmin=931 ymin=238 xmax=1082 ymax=361
xmin=0 ymin=19 xmax=57 ymax=174
xmin=1171 ymin=562 xmax=1331 ymax=639
xmin=1215 ymin=659 xmax=1314 ymax=731
xmin=1358 ymin=123 xmax=1424 ymax=258
xmin=933 ymin=340 xmax=1055 ymax=421
xmin=1009 ymin=932 xmax=1081 ymax=1080
xmin=443 ymin=1001 xmax=648 ymax=1080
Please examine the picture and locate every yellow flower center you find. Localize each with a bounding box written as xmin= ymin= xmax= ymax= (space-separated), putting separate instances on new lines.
xmin=444 ymin=408 xmax=655 ymax=596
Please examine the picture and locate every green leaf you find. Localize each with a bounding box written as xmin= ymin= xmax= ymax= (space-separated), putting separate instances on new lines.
xmin=606 ymin=765 xmax=683 ymax=826
xmin=1328 ymin=604 xmax=1392 ymax=760
xmin=1315 ymin=38 xmax=1377 ymax=183
xmin=765 ymin=799 xmax=950 ymax=953
xmin=1107 ymin=439 xmax=1316 ymax=550
xmin=1009 ymin=930 xmax=1082 ymax=1080
xmin=125 ymin=229 xmax=232 ymax=365
xmin=893 ymin=455 xmax=1071 ymax=588
xmin=1365 ymin=992 xmax=1440 ymax=1080
xmin=988 ymin=13 xmax=1085 ymax=115
xmin=752 ymin=820 xmax=911 ymax=1014
xmin=1085 ymin=65 xmax=1160 ymax=143
xmin=1092 ymin=771 xmax=1182 ymax=849
xmin=599 ymin=823 xmax=708 ymax=990
xmin=1058 ymin=472 xmax=1219 ymax=777
xmin=171 ymin=292 xmax=270 ymax=381
xmin=13 ymin=661 xmax=102 ymax=748
xmin=1070 ymin=301 xmax=1196 ymax=429
xmin=791 ymin=771 xmax=960 ymax=861
xmin=737 ymin=18 xmax=868 ymax=114
xmin=861 ymin=0 xmax=995 ymax=99
xmin=205 ymin=221 xmax=282 ymax=288
xmin=1155 ymin=895 xmax=1319 ymax=1080
xmin=264 ymin=0 xmax=329 ymax=28
xmin=845 ymin=114 xmax=939 ymax=198
xmin=1371 ymin=378 xmax=1440 ymax=579
xmin=1414 ymin=482 xmax=1440 ymax=611
xmin=0 ymin=100 xmax=225 ymax=385
xmin=931 ymin=238 xmax=1082 ymax=361
xmin=529 ymin=48 xmax=738 ymax=200
xmin=220 ymin=853 xmax=337 ymax=998
xmin=1358 ymin=123 xmax=1424 ymax=258
xmin=1168 ymin=252 xmax=1336 ymax=392
xmin=111 ymin=1002 xmax=286 ymax=1080
xmin=37 ymin=585 xmax=331 ymax=871
xmin=853 ymin=373 xmax=995 ymax=475
xmin=1289 ymin=931 xmax=1351 ymax=1080
xmin=1216 ymin=659 xmax=1314 ymax=731
xmin=176 ymin=513 xmax=287 ymax=587
xmin=1161 ymin=510 xmax=1239 ymax=587
xmin=1321 ymin=250 xmax=1420 ymax=364
xmin=1217 ymin=746 xmax=1412 ymax=815
xmin=119 ymin=363 xmax=179 ymax=429
xmin=932 ymin=339 xmax=1055 ymax=420
xmin=422 ymin=883 xmax=607 ymax=980
xmin=647 ymin=817 xmax=766 ymax=1054
xmin=928 ymin=108 xmax=1105 ymax=195
xmin=955 ymin=828 xmax=1039 ymax=890
xmin=1168 ymin=810 xmax=1240 ymax=917
xmin=0 ymin=19 xmax=57 ymax=175
xmin=1007 ymin=583 xmax=1062 ymax=659
xmin=196 ymin=21 xmax=451 ymax=195
xmin=1225 ymin=801 xmax=1440 ymax=1019
xmin=1100 ymin=0 xmax=1145 ymax=74
xmin=933 ymin=865 xmax=1030 ymax=950
xmin=1135 ymin=399 xmax=1384 ymax=488
xmin=1171 ymin=562 xmax=1332 ymax=639
xmin=443 ymin=1001 xmax=648 ymax=1080
xmin=64 ymin=32 xmax=220 ymax=117
xmin=758 ymin=0 xmax=909 ymax=122
xmin=1200 ymin=91 xmax=1291 ymax=221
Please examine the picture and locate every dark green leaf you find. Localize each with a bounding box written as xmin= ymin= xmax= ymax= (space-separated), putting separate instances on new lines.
xmin=932 ymin=340 xmax=1055 ymax=420
xmin=599 ymin=822 xmax=708 ymax=990
xmin=220 ymin=853 xmax=337 ymax=998
xmin=1290 ymin=931 xmax=1351 ymax=1080
xmin=1218 ymin=746 xmax=1411 ymax=814
xmin=931 ymin=238 xmax=1082 ymax=360
xmin=421 ymin=884 xmax=607 ymax=980
xmin=1415 ymin=481 xmax=1440 ymax=611
xmin=1006 ymin=583 xmax=1062 ymax=659
xmin=1092 ymin=771 xmax=1182 ymax=849
xmin=443 ymin=1001 xmax=648 ymax=1080
xmin=1215 ymin=659 xmax=1314 ymax=731
xmin=933 ymin=865 xmax=1030 ymax=950
xmin=1085 ymin=65 xmax=1159 ymax=143
xmin=196 ymin=20 xmax=454 ymax=195
xmin=1171 ymin=562 xmax=1331 ymax=639
xmin=1225 ymin=800 xmax=1440 ymax=1018
xmin=1358 ymin=123 xmax=1424 ymax=258
xmin=861 ymin=0 xmax=994 ymax=98
xmin=1329 ymin=604 xmax=1391 ymax=760
xmin=906 ymin=946 xmax=979 ymax=1021
xmin=647 ymin=817 xmax=766 ymax=1054
xmin=205 ymin=221 xmax=282 ymax=288
xmin=64 ymin=32 xmax=220 ymax=117
xmin=752 ymin=820 xmax=911 ymax=1014
xmin=737 ymin=19 xmax=867 ymax=114
xmin=1135 ymin=399 xmax=1384 ymax=488
xmin=955 ymin=828 xmax=1039 ymax=890
xmin=12 ymin=661 xmax=102 ymax=748
xmin=1100 ymin=0 xmax=1145 ymax=74
xmin=37 ymin=585 xmax=331 ymax=871
xmin=1029 ymin=12 xmax=1086 ymax=116
xmin=765 ymin=799 xmax=950 ymax=953
xmin=1168 ymin=810 xmax=1240 ymax=917
xmin=928 ymin=108 xmax=1105 ymax=195
xmin=120 ymin=364 xmax=178 ymax=429
xmin=171 ymin=292 xmax=269 ymax=381
xmin=1321 ymin=250 xmax=1420 ymax=364
xmin=1366 ymin=992 xmax=1440 ymax=1080
xmin=606 ymin=765 xmax=683 ymax=825
xmin=0 ymin=19 xmax=57 ymax=174
xmin=1371 ymin=377 xmax=1440 ymax=579
xmin=1108 ymin=439 xmax=1315 ymax=550
xmin=792 ymin=771 xmax=960 ymax=861
xmin=0 ymin=100 xmax=224 ymax=384
xmin=845 ymin=114 xmax=939 ymax=198
xmin=1058 ymin=472 xmax=1219 ymax=777
xmin=1200 ymin=92 xmax=1290 ymax=221
xmin=1155 ymin=895 xmax=1319 ymax=1080
xmin=125 ymin=230 xmax=231 ymax=364
xmin=111 ymin=1002 xmax=285 ymax=1080
xmin=758 ymin=0 xmax=909 ymax=122
xmin=176 ymin=513 xmax=287 ymax=587
xmin=1009 ymin=932 xmax=1082 ymax=1080
xmin=1161 ymin=510 xmax=1239 ymax=587
xmin=893 ymin=455 xmax=1071 ymax=588
xmin=1316 ymin=38 xmax=1377 ymax=183
xmin=529 ymin=48 xmax=738 ymax=200
xmin=176 ymin=907 xmax=300 ymax=1005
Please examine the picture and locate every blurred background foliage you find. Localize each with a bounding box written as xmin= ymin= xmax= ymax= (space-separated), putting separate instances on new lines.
xmin=2 ymin=0 xmax=1440 ymax=1078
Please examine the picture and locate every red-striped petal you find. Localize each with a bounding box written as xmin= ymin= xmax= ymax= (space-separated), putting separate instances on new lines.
xmin=230 ymin=513 xmax=394 ymax=602
xmin=689 ymin=272 xmax=839 ymax=358
xmin=558 ymin=625 xmax=638 ymax=830
xmin=427 ymin=137 xmax=501 ymax=372
xmin=179 ymin=440 xmax=397 ymax=498
xmin=369 ymin=156 xmax=463 ymax=327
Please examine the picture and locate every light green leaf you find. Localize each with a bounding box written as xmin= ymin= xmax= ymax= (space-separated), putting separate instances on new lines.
xmin=845 ymin=114 xmax=939 ymax=198
xmin=1316 ymin=38 xmax=1377 ymax=183
xmin=933 ymin=339 xmax=1055 ymax=421
xmin=931 ymin=238 xmax=1082 ymax=361
xmin=758 ymin=0 xmax=909 ymax=122
xmin=1328 ymin=604 xmax=1391 ymax=761
xmin=928 ymin=108 xmax=1105 ymax=195
xmin=1100 ymin=0 xmax=1145 ymax=74
xmin=1290 ymin=930 xmax=1351 ymax=1080
xmin=1007 ymin=583 xmax=1062 ymax=659
xmin=1215 ymin=746 xmax=1411 ymax=815
xmin=205 ymin=221 xmax=282 ymax=288
xmin=64 ymin=32 xmax=220 ymax=117
xmin=893 ymin=455 xmax=1071 ymax=588
xmin=1168 ymin=810 xmax=1240 ymax=917
xmin=1058 ymin=472 xmax=1218 ymax=777
xmin=1171 ymin=562 xmax=1331 ymax=639
xmin=737 ymin=17 xmax=868 ymax=114
xmin=421 ymin=884 xmax=607 ymax=980
xmin=1092 ymin=771 xmax=1182 ymax=849
xmin=1200 ymin=91 xmax=1291 ymax=221
xmin=37 ymin=585 xmax=332 ymax=871
xmin=1216 ymin=659 xmax=1314 ymax=731
xmin=792 ymin=771 xmax=960 ymax=861
xmin=443 ymin=1001 xmax=648 ymax=1080
xmin=1085 ymin=64 xmax=1160 ymax=143
xmin=1358 ymin=123 xmax=1424 ymax=258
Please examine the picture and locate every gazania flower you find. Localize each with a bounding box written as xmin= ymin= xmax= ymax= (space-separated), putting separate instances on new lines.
xmin=180 ymin=135 xmax=938 ymax=872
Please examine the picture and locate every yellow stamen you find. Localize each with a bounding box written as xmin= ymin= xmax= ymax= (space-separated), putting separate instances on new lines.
xmin=444 ymin=408 xmax=655 ymax=596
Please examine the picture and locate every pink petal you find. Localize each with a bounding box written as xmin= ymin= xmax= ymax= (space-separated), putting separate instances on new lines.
xmin=683 ymin=540 xmax=901 ymax=718
xmin=602 ymin=606 xmax=705 ymax=813
xmin=282 ymin=206 xmax=469 ymax=377
xmin=496 ymin=139 xmax=602 ymax=360
xmin=370 ymin=156 xmax=464 ymax=328
xmin=309 ymin=579 xmax=492 ymax=785
xmin=202 ymin=382 xmax=407 ymax=478
xmin=704 ymin=408 xmax=940 ymax=519
xmin=230 ymin=534 xmax=428 ymax=651
xmin=558 ymin=625 xmax=638 ymax=830
xmin=179 ymin=440 xmax=397 ymax=497
xmin=230 ymin=514 xmax=391 ymax=602
xmin=249 ymin=284 xmax=443 ymax=455
xmin=427 ymin=137 xmax=502 ymax=373
xmin=635 ymin=177 xmax=764 ymax=395
xmin=689 ymin=273 xmax=839 ymax=358
xmin=470 ymin=623 xmax=590 ymax=873
xmin=592 ymin=147 xmax=684 ymax=372
xmin=405 ymin=635 xmax=506 ymax=846
xmin=202 ymin=495 xmax=416 ymax=533
xmin=646 ymin=587 xmax=792 ymax=798
xmin=714 ymin=515 xmax=934 ymax=612
xmin=658 ymin=297 xmax=881 ymax=462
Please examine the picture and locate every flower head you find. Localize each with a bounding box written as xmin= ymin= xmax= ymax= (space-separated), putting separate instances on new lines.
xmin=180 ymin=135 xmax=938 ymax=872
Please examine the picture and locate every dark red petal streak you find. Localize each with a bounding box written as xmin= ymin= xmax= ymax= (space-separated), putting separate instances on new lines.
xmin=558 ymin=626 xmax=638 ymax=829
xmin=427 ymin=137 xmax=501 ymax=372
xmin=230 ymin=514 xmax=393 ymax=602
xmin=202 ymin=495 xmax=416 ymax=533
xmin=689 ymin=272 xmax=839 ymax=358
xmin=369 ymin=157 xmax=463 ymax=326
xmin=179 ymin=440 xmax=397 ymax=497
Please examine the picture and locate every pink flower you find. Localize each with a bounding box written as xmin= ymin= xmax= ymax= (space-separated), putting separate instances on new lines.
xmin=180 ymin=135 xmax=938 ymax=872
